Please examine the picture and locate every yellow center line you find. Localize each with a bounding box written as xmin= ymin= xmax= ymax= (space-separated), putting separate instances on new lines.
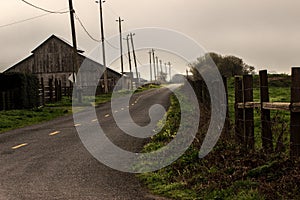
xmin=12 ymin=143 xmax=28 ymax=150
xmin=74 ymin=123 xmax=81 ymax=127
xmin=49 ymin=131 xmax=60 ymax=136
xmin=105 ymin=114 xmax=110 ymax=118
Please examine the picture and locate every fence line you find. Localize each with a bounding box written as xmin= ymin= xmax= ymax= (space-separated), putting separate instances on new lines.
xmin=235 ymin=67 xmax=300 ymax=157
xmin=189 ymin=67 xmax=300 ymax=159
xmin=39 ymin=78 xmax=69 ymax=105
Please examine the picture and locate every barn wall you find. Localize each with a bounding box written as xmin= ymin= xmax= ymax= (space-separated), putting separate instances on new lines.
xmin=6 ymin=56 xmax=34 ymax=74
xmin=33 ymin=37 xmax=74 ymax=74
xmin=5 ymin=35 xmax=122 ymax=95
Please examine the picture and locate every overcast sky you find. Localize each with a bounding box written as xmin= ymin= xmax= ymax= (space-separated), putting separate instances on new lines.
xmin=1 ymin=0 xmax=300 ymax=75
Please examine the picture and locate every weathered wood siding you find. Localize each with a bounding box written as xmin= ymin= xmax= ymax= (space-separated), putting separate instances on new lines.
xmin=7 ymin=55 xmax=34 ymax=74
xmin=32 ymin=36 xmax=74 ymax=74
xmin=5 ymin=35 xmax=121 ymax=90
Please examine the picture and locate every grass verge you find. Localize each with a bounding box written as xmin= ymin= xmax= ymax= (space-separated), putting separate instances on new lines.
xmin=0 ymin=103 xmax=70 ymax=133
xmin=226 ymin=76 xmax=290 ymax=150
xmin=138 ymin=83 xmax=299 ymax=200
xmin=0 ymin=84 xmax=161 ymax=133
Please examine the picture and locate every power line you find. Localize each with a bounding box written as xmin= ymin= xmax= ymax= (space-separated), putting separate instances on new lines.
xmin=136 ymin=56 xmax=143 ymax=66
xmin=75 ymin=2 xmax=143 ymax=68
xmin=122 ymin=44 xmax=143 ymax=68
xmin=106 ymin=39 xmax=143 ymax=66
xmin=94 ymin=2 xmax=142 ymax=67
xmin=74 ymin=12 xmax=120 ymax=49
xmin=74 ymin=13 xmax=100 ymax=42
xmin=0 ymin=7 xmax=69 ymax=29
xmin=123 ymin=52 xmax=143 ymax=66
xmin=106 ymin=4 xmax=119 ymax=18
xmin=0 ymin=13 xmax=49 ymax=28
xmin=20 ymin=0 xmax=69 ymax=14
xmin=105 ymin=39 xmax=119 ymax=50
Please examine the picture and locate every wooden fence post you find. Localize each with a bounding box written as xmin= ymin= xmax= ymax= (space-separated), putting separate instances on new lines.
xmin=5 ymin=90 xmax=8 ymax=110
xmin=5 ymin=90 xmax=10 ymax=110
xmin=55 ymin=79 xmax=58 ymax=102
xmin=222 ymin=76 xmax=230 ymax=138
xmin=41 ymin=78 xmax=45 ymax=106
xmin=259 ymin=70 xmax=273 ymax=152
xmin=64 ymin=85 xmax=67 ymax=96
xmin=1 ymin=91 xmax=6 ymax=111
xmin=8 ymin=90 xmax=15 ymax=110
xmin=192 ymin=80 xmax=197 ymax=100
xmin=7 ymin=90 xmax=12 ymax=110
xmin=235 ymin=76 xmax=244 ymax=144
xmin=290 ymin=67 xmax=300 ymax=158
xmin=243 ymin=75 xmax=254 ymax=150
xmin=0 ymin=91 xmax=3 ymax=110
xmin=49 ymin=78 xmax=53 ymax=102
xmin=198 ymin=80 xmax=203 ymax=103
xmin=58 ymin=80 xmax=62 ymax=101
xmin=69 ymin=81 xmax=73 ymax=98
xmin=203 ymin=80 xmax=210 ymax=107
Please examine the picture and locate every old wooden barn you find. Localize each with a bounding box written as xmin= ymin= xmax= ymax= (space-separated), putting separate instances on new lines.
xmin=4 ymin=35 xmax=121 ymax=102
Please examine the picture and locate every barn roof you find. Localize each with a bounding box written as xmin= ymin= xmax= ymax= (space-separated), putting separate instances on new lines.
xmin=4 ymin=54 xmax=34 ymax=73
xmin=5 ymin=34 xmax=121 ymax=76
xmin=31 ymin=34 xmax=84 ymax=54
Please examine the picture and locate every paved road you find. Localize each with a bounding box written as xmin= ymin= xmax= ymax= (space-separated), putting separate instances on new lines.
xmin=0 ymin=87 xmax=173 ymax=200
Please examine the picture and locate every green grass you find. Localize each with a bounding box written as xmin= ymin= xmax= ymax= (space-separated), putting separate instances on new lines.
xmin=139 ymin=75 xmax=295 ymax=199
xmin=226 ymin=76 xmax=290 ymax=150
xmin=0 ymin=84 xmax=162 ymax=134
xmin=0 ymin=106 xmax=69 ymax=133
xmin=0 ymin=94 xmax=100 ymax=133
xmin=94 ymin=93 xmax=113 ymax=105
xmin=138 ymin=91 xmax=200 ymax=199
xmin=138 ymin=90 xmax=266 ymax=199
xmin=134 ymin=84 xmax=161 ymax=93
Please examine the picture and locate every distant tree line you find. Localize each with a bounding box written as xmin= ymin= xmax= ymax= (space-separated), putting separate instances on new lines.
xmin=190 ymin=52 xmax=255 ymax=79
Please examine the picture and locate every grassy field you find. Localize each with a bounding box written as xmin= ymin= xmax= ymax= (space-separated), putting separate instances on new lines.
xmin=227 ymin=75 xmax=291 ymax=150
xmin=138 ymin=89 xmax=265 ymax=199
xmin=0 ymin=97 xmax=71 ymax=133
xmin=139 ymin=75 xmax=299 ymax=199
xmin=0 ymin=92 xmax=113 ymax=133
xmin=0 ymin=84 xmax=161 ymax=134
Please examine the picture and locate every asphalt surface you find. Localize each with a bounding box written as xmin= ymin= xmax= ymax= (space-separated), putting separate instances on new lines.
xmin=0 ymin=87 xmax=174 ymax=200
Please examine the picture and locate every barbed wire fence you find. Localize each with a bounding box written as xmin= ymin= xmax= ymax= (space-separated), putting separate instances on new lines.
xmin=188 ymin=67 xmax=300 ymax=159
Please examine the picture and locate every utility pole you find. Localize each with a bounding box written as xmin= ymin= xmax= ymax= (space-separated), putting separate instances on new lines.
xmin=156 ymin=57 xmax=159 ymax=79
xmin=159 ymin=59 xmax=163 ymax=78
xmin=116 ymin=17 xmax=124 ymax=75
xmin=96 ymin=0 xmax=108 ymax=93
xmin=165 ymin=62 xmax=168 ymax=79
xmin=152 ymin=49 xmax=156 ymax=81
xmin=124 ymin=34 xmax=133 ymax=89
xmin=124 ymin=35 xmax=132 ymax=74
xmin=130 ymin=33 xmax=139 ymax=86
xmin=68 ymin=0 xmax=77 ymax=83
xmin=149 ymin=50 xmax=152 ymax=82
xmin=68 ymin=0 xmax=81 ymax=102
xmin=168 ymin=62 xmax=172 ymax=82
